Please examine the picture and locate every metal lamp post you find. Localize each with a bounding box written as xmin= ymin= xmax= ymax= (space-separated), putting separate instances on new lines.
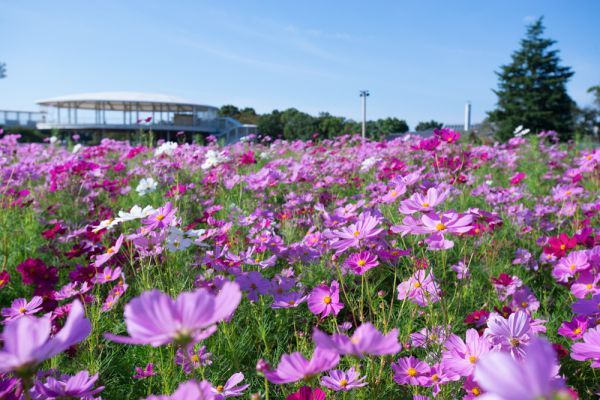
xmin=359 ymin=90 xmax=369 ymax=139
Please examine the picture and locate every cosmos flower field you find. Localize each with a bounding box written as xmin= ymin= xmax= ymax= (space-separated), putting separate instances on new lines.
xmin=0 ymin=129 xmax=598 ymax=399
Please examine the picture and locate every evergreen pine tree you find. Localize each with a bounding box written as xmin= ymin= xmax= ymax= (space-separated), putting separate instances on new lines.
xmin=489 ymin=17 xmax=575 ymax=141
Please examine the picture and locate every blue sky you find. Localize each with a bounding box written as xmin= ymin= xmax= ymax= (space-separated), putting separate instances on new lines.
xmin=1 ymin=0 xmax=599 ymax=128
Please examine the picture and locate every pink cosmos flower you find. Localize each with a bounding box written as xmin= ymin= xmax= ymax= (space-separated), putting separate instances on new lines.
xmin=327 ymin=213 xmax=383 ymax=254
xmin=510 ymin=287 xmax=539 ymax=313
xmin=451 ymin=260 xmax=469 ymax=280
xmin=397 ymin=270 xmax=441 ymax=306
xmin=133 ymin=363 xmax=156 ymax=379
xmin=398 ymin=187 xmax=449 ymax=215
xmin=484 ymin=311 xmax=533 ymax=359
xmin=321 ymin=367 xmax=367 ymax=391
xmin=94 ymin=234 xmax=125 ymax=268
xmin=391 ymin=356 xmax=430 ymax=385
xmin=211 ymin=372 xmax=249 ymax=398
xmin=264 ymin=347 xmax=339 ymax=384
xmin=509 ymin=172 xmax=526 ymax=185
xmin=381 ymin=185 xmax=407 ymax=204
xmin=570 ymin=271 xmax=599 ymax=299
xmin=286 ymin=386 xmax=326 ymax=400
xmin=313 ymin=323 xmax=401 ymax=357
xmin=142 ymin=202 xmax=177 ymax=231
xmin=0 ymin=300 xmax=91 ymax=374
xmin=176 ymin=345 xmax=212 ymax=374
xmin=105 ymin=282 xmax=241 ymax=347
xmin=442 ymin=328 xmax=491 ymax=377
xmin=474 ymin=338 xmax=567 ymax=399
xmin=307 ymin=281 xmax=344 ymax=318
xmin=552 ymin=250 xmax=589 ymax=282
xmin=35 ymin=370 xmax=104 ymax=399
xmin=571 ymin=326 xmax=600 ymax=368
xmin=2 ymin=296 xmax=43 ymax=321
xmin=425 ymin=362 xmax=460 ymax=395
xmin=345 ymin=251 xmax=379 ymax=275
xmin=146 ymin=380 xmax=215 ymax=400
xmin=571 ymin=294 xmax=600 ymax=316
xmin=271 ymin=291 xmax=307 ymax=309
xmin=557 ymin=316 xmax=588 ymax=340
xmin=236 ymin=271 xmax=270 ymax=302
xmin=93 ymin=266 xmax=122 ymax=284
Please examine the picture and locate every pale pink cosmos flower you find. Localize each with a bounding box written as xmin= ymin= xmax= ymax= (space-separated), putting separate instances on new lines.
xmin=313 ymin=323 xmax=401 ymax=357
xmin=381 ymin=185 xmax=407 ymax=204
xmin=93 ymin=266 xmax=122 ymax=284
xmin=105 ymin=282 xmax=241 ymax=347
xmin=94 ymin=234 xmax=125 ymax=268
xmin=484 ymin=311 xmax=533 ymax=359
xmin=391 ymin=356 xmax=430 ymax=385
xmin=397 ymin=270 xmax=441 ymax=306
xmin=570 ymin=270 xmax=599 ymax=299
xmin=327 ymin=213 xmax=383 ymax=254
xmin=211 ymin=372 xmax=249 ymax=398
xmin=345 ymin=251 xmax=379 ymax=275
xmin=321 ymin=367 xmax=367 ymax=391
xmin=552 ymin=250 xmax=590 ymax=282
xmin=398 ymin=187 xmax=449 ymax=215
xmin=263 ymin=347 xmax=339 ymax=384
xmin=571 ymin=326 xmax=600 ymax=368
xmin=442 ymin=328 xmax=491 ymax=377
xmin=2 ymin=296 xmax=43 ymax=321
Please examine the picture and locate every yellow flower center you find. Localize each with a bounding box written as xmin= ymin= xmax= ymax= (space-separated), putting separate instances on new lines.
xmin=586 ymin=284 xmax=593 ymax=290
xmin=391 ymin=191 xmax=398 ymax=196
xmin=435 ymin=223 xmax=446 ymax=231
xmin=407 ymin=367 xmax=417 ymax=377
xmin=521 ymin=301 xmax=528 ymax=308
xmin=586 ymin=154 xmax=592 ymax=160
xmin=191 ymin=354 xmax=200 ymax=362
xmin=105 ymin=274 xmax=111 ymax=280
xmin=18 ymin=307 xmax=26 ymax=313
xmin=288 ymin=300 xmax=296 ymax=305
xmin=340 ymin=378 xmax=348 ymax=387
xmin=323 ymin=296 xmax=332 ymax=304
xmin=422 ymin=202 xmax=430 ymax=207
xmin=216 ymin=385 xmax=224 ymax=393
xmin=573 ymin=327 xmax=582 ymax=334
xmin=560 ymin=244 xmax=566 ymax=250
xmin=468 ymin=355 xmax=478 ymax=364
xmin=353 ymin=230 xmax=360 ymax=237
xmin=357 ymin=259 xmax=366 ymax=266
xmin=107 ymin=247 xmax=115 ymax=254
xmin=156 ymin=214 xmax=165 ymax=221
xmin=472 ymin=387 xmax=481 ymax=395
xmin=569 ymin=264 xmax=576 ymax=271
xmin=413 ymin=282 xmax=421 ymax=288
xmin=510 ymin=338 xmax=520 ymax=347
xmin=565 ymin=190 xmax=572 ymax=196
xmin=431 ymin=373 xmax=439 ymax=382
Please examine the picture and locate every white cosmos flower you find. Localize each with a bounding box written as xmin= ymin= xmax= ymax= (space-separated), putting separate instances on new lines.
xmin=360 ymin=156 xmax=380 ymax=172
xmin=117 ymin=205 xmax=157 ymax=222
xmin=92 ymin=218 xmax=120 ymax=233
xmin=201 ymin=150 xmax=229 ymax=170
xmin=154 ymin=141 xmax=178 ymax=157
xmin=72 ymin=144 xmax=83 ymax=154
xmin=166 ymin=227 xmax=192 ymax=252
xmin=514 ymin=125 xmax=531 ymax=137
xmin=136 ymin=177 xmax=158 ymax=196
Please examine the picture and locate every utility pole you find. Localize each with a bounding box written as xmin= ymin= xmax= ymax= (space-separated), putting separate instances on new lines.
xmin=359 ymin=90 xmax=369 ymax=138
xmin=464 ymin=101 xmax=472 ymax=131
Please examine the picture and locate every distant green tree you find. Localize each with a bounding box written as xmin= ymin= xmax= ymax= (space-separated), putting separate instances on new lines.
xmin=218 ymin=105 xmax=240 ymax=118
xmin=377 ymin=117 xmax=409 ymax=135
xmin=415 ymin=120 xmax=443 ymax=131
xmin=257 ymin=110 xmax=283 ymax=138
xmin=317 ymin=113 xmax=345 ymax=139
xmin=0 ymin=62 xmax=5 ymax=79
xmin=574 ymin=84 xmax=600 ymax=138
xmin=488 ymin=17 xmax=575 ymax=141
xmin=237 ymin=107 xmax=258 ymax=124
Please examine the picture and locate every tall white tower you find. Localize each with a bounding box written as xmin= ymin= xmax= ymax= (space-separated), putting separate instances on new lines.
xmin=464 ymin=101 xmax=472 ymax=131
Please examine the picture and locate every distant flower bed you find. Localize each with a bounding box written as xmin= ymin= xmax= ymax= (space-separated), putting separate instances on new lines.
xmin=0 ymin=129 xmax=598 ymax=399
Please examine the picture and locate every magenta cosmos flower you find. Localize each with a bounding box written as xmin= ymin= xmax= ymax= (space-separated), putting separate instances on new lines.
xmin=2 ymin=296 xmax=43 ymax=321
xmin=345 ymin=251 xmax=379 ymax=275
xmin=0 ymin=300 xmax=91 ymax=375
xmin=286 ymin=386 xmax=326 ymax=400
xmin=327 ymin=213 xmax=383 ymax=254
xmin=105 ymin=282 xmax=241 ymax=347
xmin=557 ymin=316 xmax=588 ymax=340
xmin=398 ymin=187 xmax=449 ymax=215
xmin=308 ymin=281 xmax=344 ymax=318
xmin=142 ymin=202 xmax=177 ymax=231
xmin=263 ymin=347 xmax=339 ymax=384
xmin=321 ymin=367 xmax=367 ymax=391
xmin=313 ymin=322 xmax=401 ymax=357
xmin=474 ymin=338 xmax=566 ymax=399
xmin=392 ymin=356 xmax=430 ymax=385
xmin=211 ymin=372 xmax=249 ymax=398
xmin=571 ymin=326 xmax=600 ymax=368
xmin=442 ymin=328 xmax=491 ymax=377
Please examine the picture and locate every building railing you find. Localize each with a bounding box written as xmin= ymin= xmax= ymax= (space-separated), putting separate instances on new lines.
xmin=0 ymin=110 xmax=47 ymax=128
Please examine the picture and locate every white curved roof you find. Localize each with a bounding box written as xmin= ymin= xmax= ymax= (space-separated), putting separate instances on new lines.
xmin=36 ymin=92 xmax=218 ymax=112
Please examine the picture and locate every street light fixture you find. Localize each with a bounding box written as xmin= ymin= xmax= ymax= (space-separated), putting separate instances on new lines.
xmin=359 ymin=90 xmax=370 ymax=139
